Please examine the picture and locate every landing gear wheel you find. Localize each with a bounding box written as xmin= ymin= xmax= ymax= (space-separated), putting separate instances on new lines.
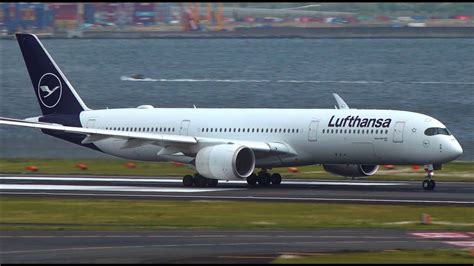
xmin=247 ymin=173 xmax=258 ymax=186
xmin=422 ymin=179 xmax=436 ymax=190
xmin=270 ymin=173 xmax=282 ymax=185
xmin=193 ymin=174 xmax=208 ymax=188
xmin=183 ymin=175 xmax=194 ymax=187
xmin=207 ymin=178 xmax=218 ymax=187
xmin=257 ymin=172 xmax=271 ymax=186
xmin=422 ymin=180 xmax=429 ymax=190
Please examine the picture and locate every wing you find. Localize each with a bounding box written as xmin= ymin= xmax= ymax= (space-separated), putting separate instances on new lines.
xmin=0 ymin=117 xmax=297 ymax=156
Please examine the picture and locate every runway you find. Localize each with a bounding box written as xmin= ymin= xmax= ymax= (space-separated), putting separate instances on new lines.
xmin=1 ymin=174 xmax=473 ymax=263
xmin=1 ymin=229 xmax=473 ymax=263
xmin=1 ymin=174 xmax=473 ymax=205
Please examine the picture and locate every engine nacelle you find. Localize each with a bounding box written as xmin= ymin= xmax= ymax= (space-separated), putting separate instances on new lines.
xmin=195 ymin=144 xmax=255 ymax=180
xmin=323 ymin=164 xmax=379 ymax=178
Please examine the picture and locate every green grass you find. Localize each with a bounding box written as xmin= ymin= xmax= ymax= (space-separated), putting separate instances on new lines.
xmin=273 ymin=249 xmax=474 ymax=264
xmin=1 ymin=159 xmax=473 ymax=182
xmin=0 ymin=197 xmax=472 ymax=231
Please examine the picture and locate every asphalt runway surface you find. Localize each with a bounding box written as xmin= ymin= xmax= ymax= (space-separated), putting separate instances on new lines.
xmin=1 ymin=174 xmax=473 ymax=205
xmin=1 ymin=174 xmax=473 ymax=263
xmin=1 ymin=229 xmax=474 ymax=263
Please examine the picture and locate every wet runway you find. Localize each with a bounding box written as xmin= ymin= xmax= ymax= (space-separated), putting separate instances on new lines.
xmin=1 ymin=174 xmax=473 ymax=205
xmin=1 ymin=229 xmax=473 ymax=263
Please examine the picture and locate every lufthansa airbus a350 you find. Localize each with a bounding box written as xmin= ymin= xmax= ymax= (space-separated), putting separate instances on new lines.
xmin=0 ymin=34 xmax=463 ymax=190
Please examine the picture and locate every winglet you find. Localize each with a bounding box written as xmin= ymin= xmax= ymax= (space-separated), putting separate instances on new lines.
xmin=333 ymin=93 xmax=349 ymax=109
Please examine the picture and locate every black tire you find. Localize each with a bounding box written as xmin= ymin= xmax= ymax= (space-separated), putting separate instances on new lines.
xmin=423 ymin=179 xmax=435 ymax=190
xmin=247 ymin=173 xmax=258 ymax=186
xmin=183 ymin=175 xmax=194 ymax=187
xmin=257 ymin=172 xmax=271 ymax=186
xmin=207 ymin=178 xmax=219 ymax=187
xmin=428 ymin=179 xmax=436 ymax=190
xmin=270 ymin=173 xmax=282 ymax=185
xmin=193 ymin=174 xmax=208 ymax=188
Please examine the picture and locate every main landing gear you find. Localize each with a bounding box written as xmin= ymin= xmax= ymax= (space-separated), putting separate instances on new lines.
xmin=182 ymin=169 xmax=283 ymax=188
xmin=246 ymin=169 xmax=282 ymax=187
xmin=422 ymin=164 xmax=436 ymax=191
xmin=183 ymin=174 xmax=218 ymax=188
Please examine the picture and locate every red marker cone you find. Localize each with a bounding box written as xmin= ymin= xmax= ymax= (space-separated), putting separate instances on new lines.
xmin=25 ymin=165 xmax=38 ymax=172
xmin=288 ymin=167 xmax=298 ymax=173
xmin=75 ymin=163 xmax=88 ymax=170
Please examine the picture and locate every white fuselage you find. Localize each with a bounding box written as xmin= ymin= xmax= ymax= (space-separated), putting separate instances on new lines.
xmin=79 ymin=107 xmax=463 ymax=167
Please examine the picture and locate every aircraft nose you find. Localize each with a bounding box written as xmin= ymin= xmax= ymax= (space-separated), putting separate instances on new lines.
xmin=449 ymin=139 xmax=463 ymax=159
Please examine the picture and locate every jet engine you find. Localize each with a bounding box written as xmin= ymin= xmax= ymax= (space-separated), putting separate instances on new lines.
xmin=322 ymin=164 xmax=379 ymax=178
xmin=195 ymin=144 xmax=255 ymax=180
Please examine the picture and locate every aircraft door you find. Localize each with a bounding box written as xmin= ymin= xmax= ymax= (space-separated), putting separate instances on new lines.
xmin=393 ymin=121 xmax=405 ymax=143
xmin=308 ymin=120 xmax=319 ymax=142
xmin=179 ymin=120 xmax=190 ymax=136
xmin=86 ymin=119 xmax=96 ymax=129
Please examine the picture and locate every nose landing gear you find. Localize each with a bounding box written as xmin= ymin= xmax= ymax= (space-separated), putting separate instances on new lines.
xmin=422 ymin=164 xmax=436 ymax=190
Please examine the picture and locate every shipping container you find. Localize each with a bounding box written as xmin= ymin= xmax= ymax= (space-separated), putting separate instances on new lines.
xmin=84 ymin=3 xmax=95 ymax=24
xmin=157 ymin=3 xmax=172 ymax=23
xmin=50 ymin=3 xmax=78 ymax=21
xmin=133 ymin=2 xmax=156 ymax=24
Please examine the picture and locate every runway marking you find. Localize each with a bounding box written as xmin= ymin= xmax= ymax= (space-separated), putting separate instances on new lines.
xmin=0 ymin=184 xmax=242 ymax=193
xmin=410 ymin=233 xmax=472 ymax=239
xmin=218 ymin=255 xmax=276 ymax=259
xmin=0 ymin=176 xmax=409 ymax=186
xmin=443 ymin=241 xmax=474 ymax=247
xmin=1 ymin=191 xmax=473 ymax=205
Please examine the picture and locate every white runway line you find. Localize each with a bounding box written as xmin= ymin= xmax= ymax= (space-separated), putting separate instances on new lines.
xmin=0 ymin=184 xmax=241 ymax=193
xmin=0 ymin=176 xmax=408 ymax=186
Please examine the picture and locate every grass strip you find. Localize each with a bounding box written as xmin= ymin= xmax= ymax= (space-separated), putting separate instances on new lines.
xmin=1 ymin=159 xmax=473 ymax=182
xmin=0 ymin=197 xmax=473 ymax=231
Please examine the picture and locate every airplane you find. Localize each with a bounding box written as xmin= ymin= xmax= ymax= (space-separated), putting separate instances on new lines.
xmin=0 ymin=33 xmax=463 ymax=190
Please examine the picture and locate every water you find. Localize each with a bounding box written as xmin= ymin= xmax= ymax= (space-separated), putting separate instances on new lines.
xmin=1 ymin=38 xmax=473 ymax=160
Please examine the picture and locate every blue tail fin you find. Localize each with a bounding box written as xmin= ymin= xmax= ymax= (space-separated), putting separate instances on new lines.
xmin=16 ymin=33 xmax=89 ymax=115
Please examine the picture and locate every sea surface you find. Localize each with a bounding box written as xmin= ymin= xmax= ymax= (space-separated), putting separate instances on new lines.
xmin=0 ymin=38 xmax=473 ymax=160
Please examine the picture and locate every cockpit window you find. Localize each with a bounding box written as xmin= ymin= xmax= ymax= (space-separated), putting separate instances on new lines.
xmin=424 ymin=127 xmax=451 ymax=136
